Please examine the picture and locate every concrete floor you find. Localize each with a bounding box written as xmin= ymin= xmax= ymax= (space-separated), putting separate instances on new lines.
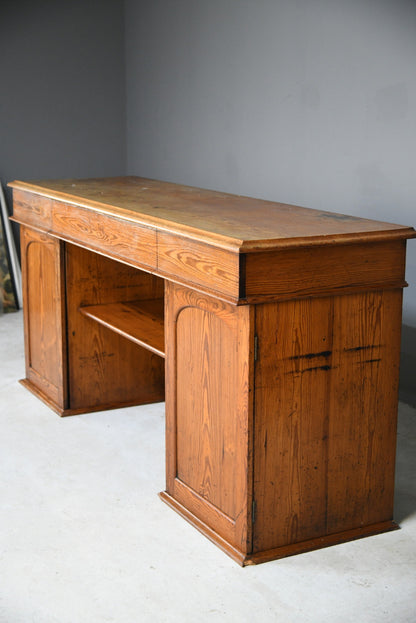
xmin=1 ymin=310 xmax=415 ymax=623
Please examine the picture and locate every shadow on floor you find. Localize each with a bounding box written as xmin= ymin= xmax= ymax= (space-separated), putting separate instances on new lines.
xmin=394 ymin=404 xmax=416 ymax=524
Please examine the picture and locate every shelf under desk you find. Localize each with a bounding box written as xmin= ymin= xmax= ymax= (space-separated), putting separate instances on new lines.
xmin=79 ymin=298 xmax=165 ymax=358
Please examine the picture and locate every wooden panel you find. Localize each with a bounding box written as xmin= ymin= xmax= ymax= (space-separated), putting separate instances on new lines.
xmin=253 ymin=290 xmax=402 ymax=554
xmin=245 ymin=240 xmax=407 ymax=302
xmin=253 ymin=298 xmax=333 ymax=552
xmin=164 ymin=283 xmax=254 ymax=552
xmin=79 ymin=299 xmax=165 ymax=357
xmin=20 ymin=227 xmax=67 ymax=410
xmin=52 ymin=202 xmax=157 ymax=270
xmin=326 ymin=290 xmax=402 ymax=533
xmin=156 ymin=232 xmax=240 ymax=300
xmin=11 ymin=190 xmax=53 ymax=231
xmin=65 ymin=244 xmax=165 ymax=412
xmin=176 ymin=307 xmax=241 ymax=519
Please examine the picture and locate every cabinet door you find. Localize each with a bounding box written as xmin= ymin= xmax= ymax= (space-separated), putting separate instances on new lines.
xmin=20 ymin=226 xmax=67 ymax=411
xmin=164 ymin=283 xmax=254 ymax=557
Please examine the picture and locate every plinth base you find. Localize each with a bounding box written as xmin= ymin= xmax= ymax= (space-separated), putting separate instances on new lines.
xmin=160 ymin=491 xmax=399 ymax=566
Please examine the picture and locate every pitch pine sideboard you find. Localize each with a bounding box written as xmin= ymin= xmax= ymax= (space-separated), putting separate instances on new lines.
xmin=9 ymin=176 xmax=416 ymax=565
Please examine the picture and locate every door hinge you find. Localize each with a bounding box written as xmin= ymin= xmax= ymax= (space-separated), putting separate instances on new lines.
xmin=254 ymin=335 xmax=259 ymax=362
xmin=252 ymin=499 xmax=257 ymax=524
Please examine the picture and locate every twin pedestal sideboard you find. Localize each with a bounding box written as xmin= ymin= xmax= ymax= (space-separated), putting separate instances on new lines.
xmin=9 ymin=176 xmax=415 ymax=565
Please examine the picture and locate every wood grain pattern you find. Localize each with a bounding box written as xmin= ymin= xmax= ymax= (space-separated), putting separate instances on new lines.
xmin=164 ymin=282 xmax=254 ymax=551
xmin=11 ymin=190 xmax=53 ymax=230
xmin=79 ymin=299 xmax=165 ymax=357
xmin=253 ymin=297 xmax=333 ymax=552
xmin=20 ymin=226 xmax=67 ymax=410
xmin=157 ymin=231 xmax=240 ymax=301
xmin=9 ymin=177 xmax=416 ymax=564
xmin=65 ymin=244 xmax=165 ymax=412
xmin=253 ymin=290 xmax=403 ymax=554
xmin=176 ymin=306 xmax=240 ymax=519
xmin=244 ymin=240 xmax=407 ymax=302
xmin=245 ymin=521 xmax=398 ymax=565
xmin=9 ymin=177 xmax=416 ymax=252
xmin=326 ymin=290 xmax=402 ymax=533
xmin=52 ymin=201 xmax=157 ymax=270
xmin=10 ymin=177 xmax=415 ymax=304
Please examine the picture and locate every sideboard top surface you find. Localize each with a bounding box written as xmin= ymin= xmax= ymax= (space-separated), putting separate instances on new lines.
xmin=9 ymin=176 xmax=415 ymax=251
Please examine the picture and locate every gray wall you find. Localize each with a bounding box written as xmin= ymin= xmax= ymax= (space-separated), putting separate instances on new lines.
xmin=125 ymin=0 xmax=416 ymax=323
xmin=0 ymin=0 xmax=126 ymax=200
xmin=1 ymin=1 xmax=415 ymax=403
xmin=125 ymin=0 xmax=416 ymax=404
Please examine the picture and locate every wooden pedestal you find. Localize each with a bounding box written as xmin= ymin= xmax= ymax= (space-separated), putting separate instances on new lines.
xmin=162 ymin=283 xmax=402 ymax=565
xmin=20 ymin=227 xmax=165 ymax=416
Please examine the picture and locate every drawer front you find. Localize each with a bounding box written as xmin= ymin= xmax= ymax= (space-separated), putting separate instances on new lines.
xmin=157 ymin=231 xmax=240 ymax=301
xmin=52 ymin=202 xmax=157 ymax=270
xmin=244 ymin=240 xmax=407 ymax=302
xmin=12 ymin=190 xmax=53 ymax=230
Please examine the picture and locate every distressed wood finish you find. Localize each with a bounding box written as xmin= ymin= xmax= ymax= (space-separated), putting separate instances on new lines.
xmin=20 ymin=226 xmax=67 ymax=411
xmin=244 ymin=240 xmax=407 ymax=302
xmin=10 ymin=178 xmax=415 ymax=304
xmin=252 ymin=291 xmax=402 ymax=559
xmin=163 ymin=282 xmax=254 ymax=555
xmin=9 ymin=176 xmax=416 ymax=565
xmin=326 ymin=291 xmax=402 ymax=533
xmin=157 ymin=231 xmax=240 ymax=300
xmin=80 ymin=299 xmax=165 ymax=357
xmin=65 ymin=245 xmax=165 ymax=414
xmin=52 ymin=202 xmax=157 ymax=270
xmin=13 ymin=191 xmax=53 ymax=230
xmin=9 ymin=177 xmax=415 ymax=251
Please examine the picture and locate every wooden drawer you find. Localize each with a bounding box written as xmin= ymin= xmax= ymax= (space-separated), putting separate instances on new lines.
xmin=12 ymin=190 xmax=53 ymax=230
xmin=52 ymin=202 xmax=157 ymax=270
xmin=157 ymin=231 xmax=240 ymax=301
xmin=244 ymin=240 xmax=407 ymax=302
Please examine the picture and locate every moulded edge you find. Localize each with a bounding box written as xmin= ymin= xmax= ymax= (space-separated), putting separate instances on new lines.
xmin=19 ymin=379 xmax=164 ymax=417
xmin=159 ymin=489 xmax=400 ymax=567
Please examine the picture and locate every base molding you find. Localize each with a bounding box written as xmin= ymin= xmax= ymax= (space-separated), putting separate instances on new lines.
xmin=160 ymin=490 xmax=399 ymax=566
xmin=19 ymin=378 xmax=160 ymax=417
xmin=159 ymin=491 xmax=247 ymax=565
xmin=245 ymin=521 xmax=399 ymax=565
